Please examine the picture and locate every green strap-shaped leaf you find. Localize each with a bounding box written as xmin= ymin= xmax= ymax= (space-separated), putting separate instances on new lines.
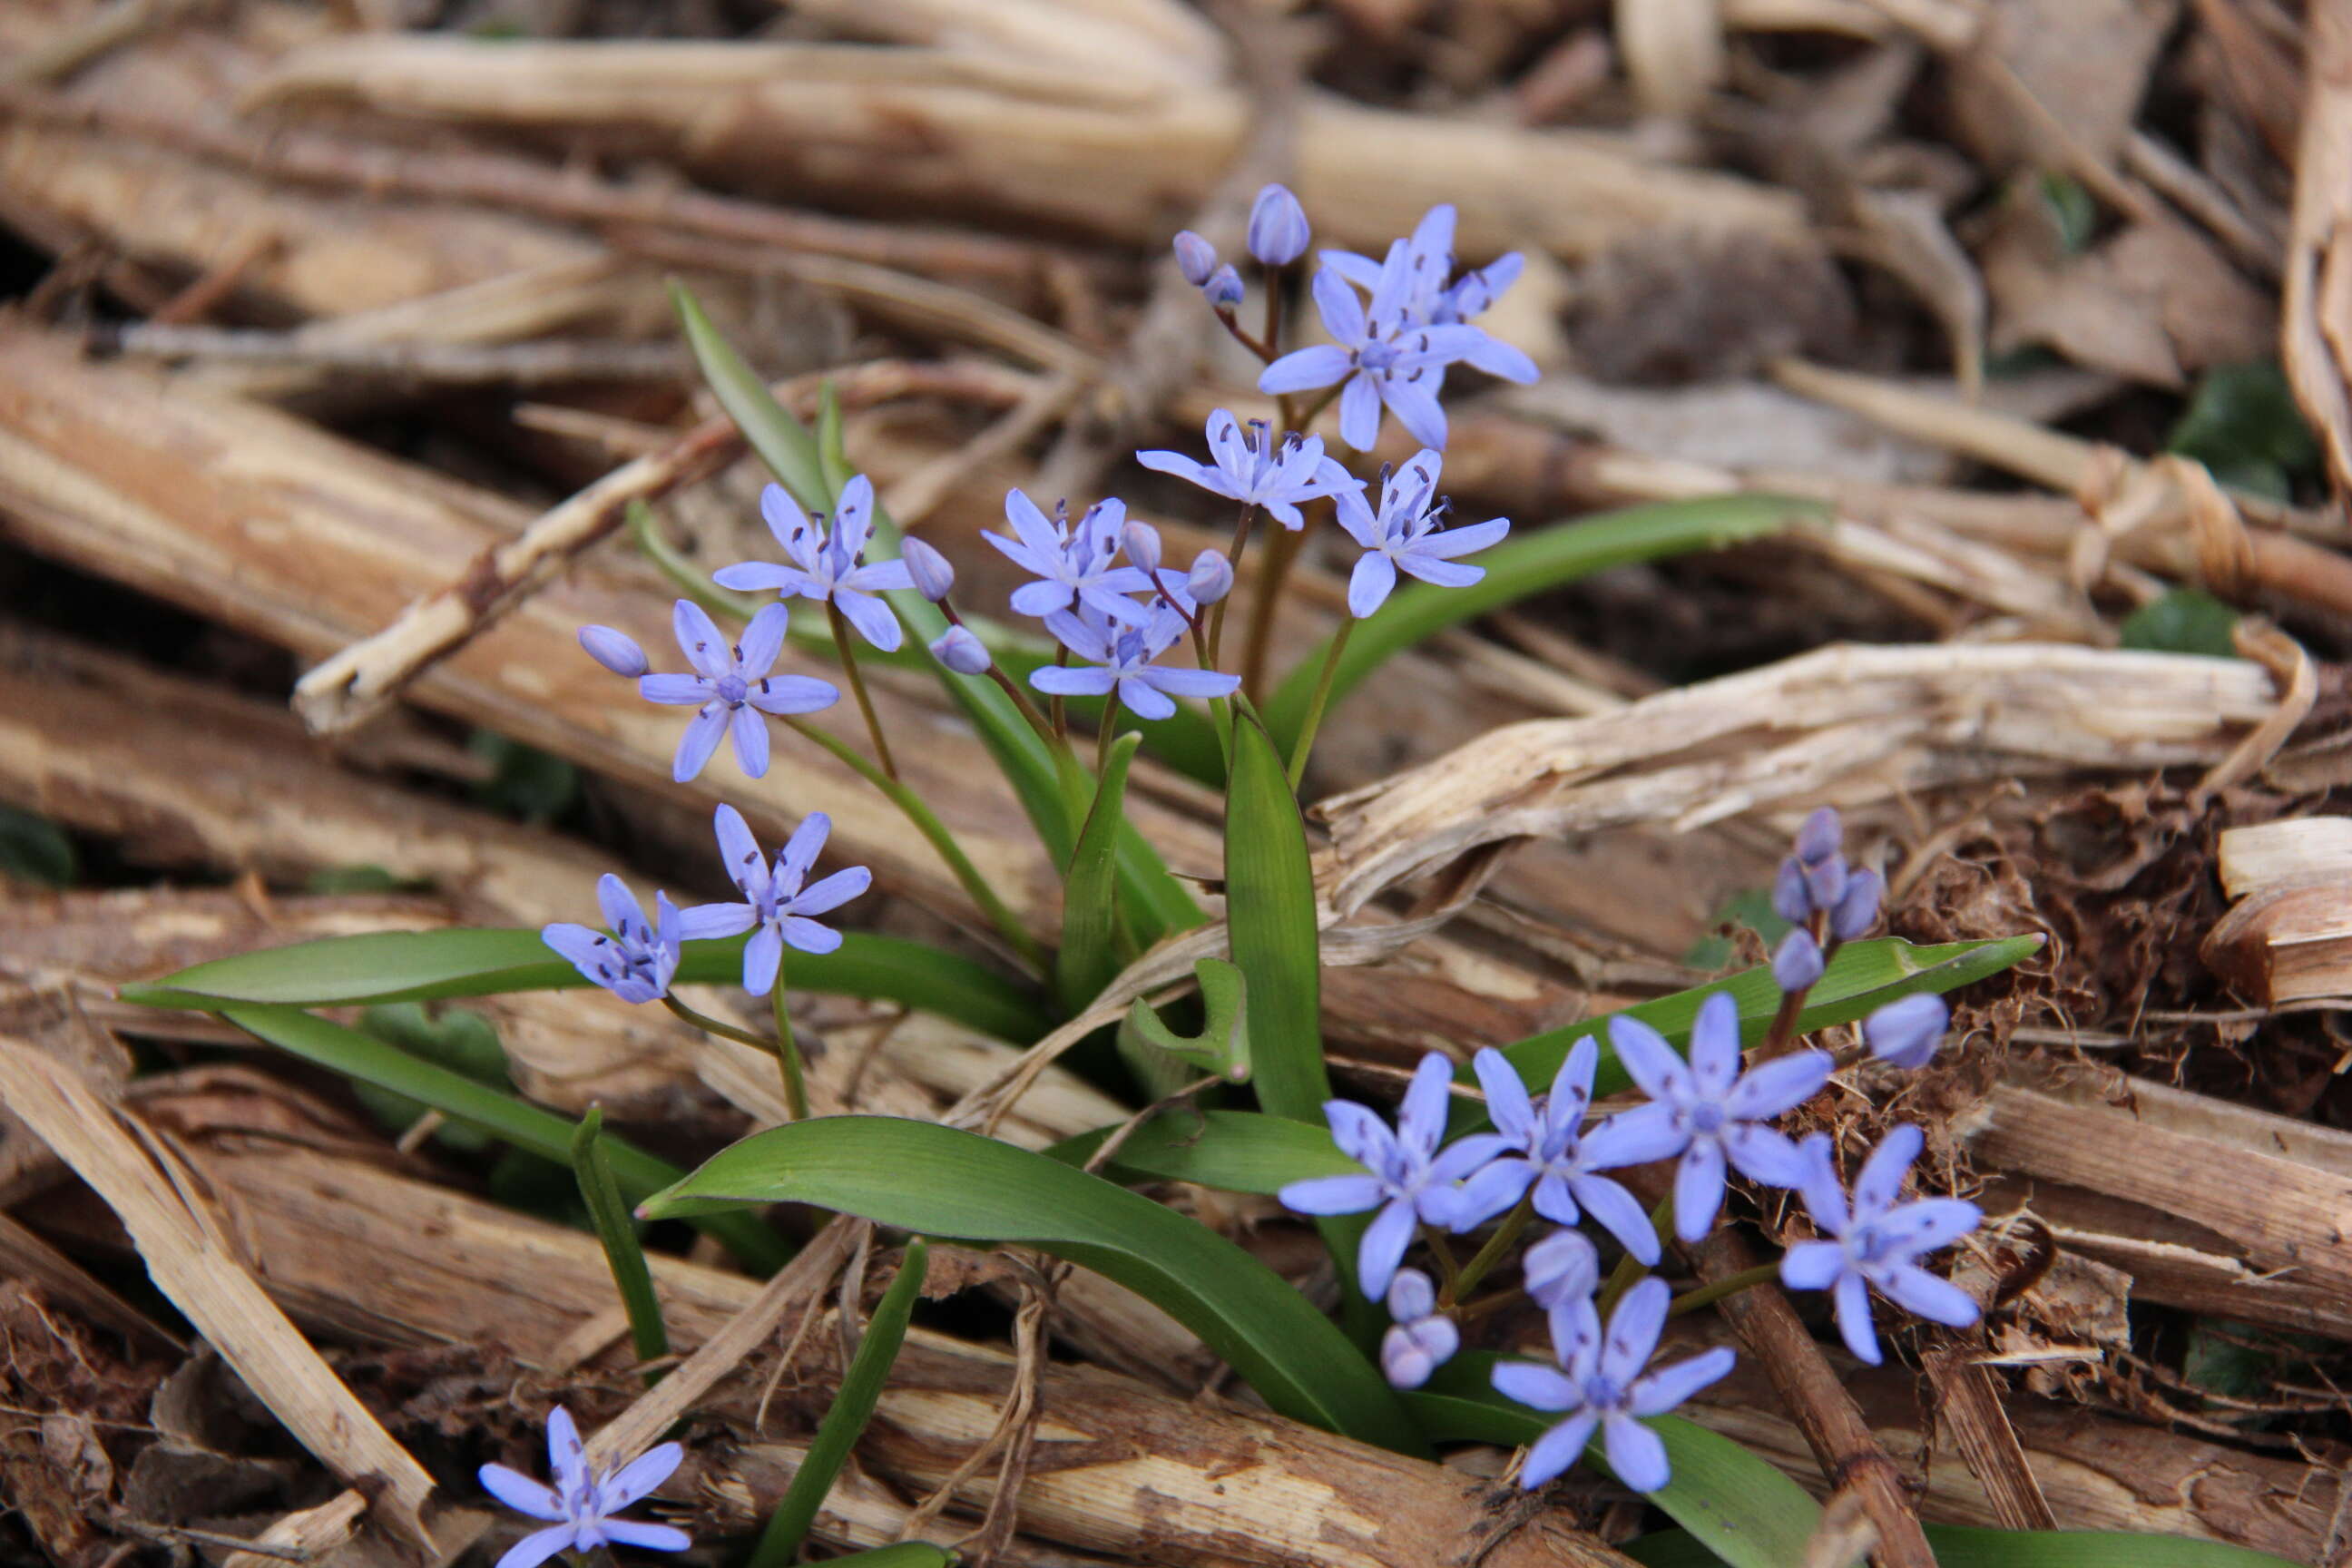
xmin=1057 ymin=732 xmax=1142 ymax=1018
xmin=673 ymin=284 xmax=1199 ymax=950
xmin=571 ymin=1106 xmax=670 ymax=1381
xmin=220 ymin=1004 xmax=789 ymax=1274
xmin=810 ymin=1549 xmax=952 ymax=1568
xmin=1261 ymin=495 xmax=1820 ymax=757
xmin=1409 ymin=1357 xmax=1819 ymax=1568
xmin=1224 ymin=709 xmax=1328 ymax=1122
xmin=120 ymin=927 xmax=1049 ymax=1045
xmin=1046 ymin=1106 xmax=1342 ymax=1189
xmin=639 ymin=1115 xmax=1424 ymax=1455
xmin=1622 ymin=1526 xmax=2301 ymax=1568
xmin=749 ymin=1237 xmax=930 ymax=1568
xmin=1470 ymin=934 xmax=2043 ymax=1131
xmin=1116 ymin=957 xmax=1250 ymax=1084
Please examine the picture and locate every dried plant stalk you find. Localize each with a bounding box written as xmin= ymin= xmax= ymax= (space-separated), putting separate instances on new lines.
xmin=243 ymin=38 xmax=1804 ymax=260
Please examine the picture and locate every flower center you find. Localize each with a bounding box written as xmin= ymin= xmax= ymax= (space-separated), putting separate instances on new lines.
xmin=715 ymin=673 xmax=749 ymax=706
xmin=1357 ymin=339 xmax=1400 ymax=373
xmin=1583 ymin=1375 xmax=1622 ymax=1410
xmin=1687 ymin=1102 xmax=1726 ymax=1134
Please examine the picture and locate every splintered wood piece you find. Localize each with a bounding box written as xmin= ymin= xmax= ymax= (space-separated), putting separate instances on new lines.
xmin=0 ymin=1041 xmax=440 ymax=1557
xmin=2207 ymin=817 xmax=2352 ymax=1004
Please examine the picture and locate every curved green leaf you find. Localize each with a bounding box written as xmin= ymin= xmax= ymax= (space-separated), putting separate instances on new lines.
xmin=120 ymin=928 xmax=1049 ymax=1045
xmin=571 ymin=1107 xmax=669 ymax=1381
xmin=1409 ymin=1357 xmax=1818 ymax=1568
xmin=1263 ymin=495 xmax=1820 ymax=755
xmin=672 ymin=282 xmax=829 ymax=514
xmin=1048 ymin=1107 xmax=1343 ymax=1190
xmin=750 ymin=1237 xmax=929 ymax=1568
xmin=639 ymin=1115 xmax=1423 ymax=1454
xmin=1059 ymin=732 xmax=1142 ymax=1018
xmin=1117 ymin=957 xmax=1250 ymax=1084
xmin=1224 ymin=710 xmax=1328 ymax=1122
xmin=220 ymin=1004 xmax=789 ymax=1273
xmin=1622 ymin=1526 xmax=2300 ymax=1568
xmin=814 ymin=1549 xmax=952 ymax=1568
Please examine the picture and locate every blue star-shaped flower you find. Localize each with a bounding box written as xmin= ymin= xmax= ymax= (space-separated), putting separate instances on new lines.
xmin=715 ymin=476 xmax=915 ymax=651
xmin=1779 ymin=1125 xmax=1983 ymax=1365
xmin=1259 ymin=234 xmax=1535 ymax=453
xmin=1600 ymin=992 xmax=1831 ymax=1241
xmin=1492 ymin=1278 xmax=1736 ymax=1494
xmin=541 ymin=874 xmax=735 ymax=1005
xmin=479 ymin=1406 xmax=690 ymax=1568
xmin=1277 ymin=1053 xmax=1514 ymax=1299
xmin=1330 ymin=450 xmax=1510 ymax=618
xmin=690 ymin=807 xmax=873 ymax=995
xmin=1134 ymin=409 xmax=1363 ymax=529
xmin=985 ymin=492 xmax=1155 ymax=626
xmin=1322 ymin=203 xmax=1524 ymax=328
xmin=1029 ymin=604 xmax=1238 ymax=721
xmin=1471 ymin=1039 xmax=1662 ymax=1265
xmin=634 ymin=600 xmax=839 ymax=782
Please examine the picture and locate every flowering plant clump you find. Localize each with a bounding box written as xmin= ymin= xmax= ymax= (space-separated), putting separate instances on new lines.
xmin=137 ymin=172 xmax=2024 ymax=1557
xmin=505 ymin=194 xmax=2000 ymax=1517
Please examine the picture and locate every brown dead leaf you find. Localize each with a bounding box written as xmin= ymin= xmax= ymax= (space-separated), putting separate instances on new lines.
xmin=1984 ymin=198 xmax=2274 ymax=387
xmin=1569 ymin=226 xmax=1855 ymax=383
xmin=1948 ymin=0 xmax=2177 ymax=174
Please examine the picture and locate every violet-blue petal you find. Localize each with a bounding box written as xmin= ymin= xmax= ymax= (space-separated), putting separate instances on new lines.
xmin=598 ymin=1443 xmax=683 ymax=1511
xmin=1491 ymin=1359 xmax=1580 ymax=1413
xmin=478 ymin=1465 xmax=563 ymax=1522
xmin=791 ymin=866 xmax=871 ymax=917
xmin=780 ymin=915 xmax=844 ymax=956
xmin=1472 ymin=1047 xmax=1536 ymax=1146
xmin=1258 ymin=344 xmax=1353 ymax=396
xmin=1396 ymin=1052 xmax=1455 ymax=1159
xmin=742 ymin=921 xmax=784 ymax=995
xmin=1606 ymin=1014 xmax=1693 ymax=1106
xmin=1393 ymin=555 xmax=1481 ymax=590
xmin=677 ymin=902 xmax=754 ymax=942
xmin=1721 ymin=1122 xmax=1809 ymax=1189
xmin=1722 ymin=1049 xmax=1833 ymax=1120
xmin=1417 ymin=517 xmax=1512 ymax=559
xmin=1855 ymin=1122 xmax=1924 ymax=1213
xmin=1878 ymin=1264 xmax=1980 ymax=1326
xmin=1519 ymin=1411 xmax=1600 ymax=1490
xmin=745 ymin=673 xmax=840 ymax=717
xmin=1579 ymin=1103 xmax=1687 ymax=1170
xmin=1279 ymin=1173 xmax=1386 ymax=1216
xmin=1830 ymin=868 xmax=1884 ymax=941
xmin=1601 ymin=1414 xmax=1671 ymax=1493
xmin=1348 ymin=552 xmax=1398 ymax=619
xmin=1685 ymin=991 xmax=1743 ymax=1097
xmin=1309 ymin=261 xmax=1367 ymax=344
xmin=832 ymin=587 xmax=904 ymax=652
xmin=1139 ymin=666 xmax=1242 ymax=701
xmin=1770 ymin=857 xmax=1811 ymax=924
xmin=1772 ymin=927 xmax=1825 ymax=994
xmin=672 ymin=599 xmax=730 ymax=680
xmin=1779 ymin=1239 xmax=1846 ymax=1292
xmin=1865 ymin=994 xmax=1948 ymax=1070
xmin=495 ymin=1527 xmax=576 ymax=1568
xmin=672 ymin=706 xmax=729 ymax=782
xmin=1599 ymin=1278 xmax=1670 ymax=1385
xmin=1356 ymin=1196 xmax=1418 ymax=1299
xmin=1879 ymin=1198 xmax=1983 ymax=1254
xmin=1378 ymin=377 xmax=1448 ymax=451
xmin=1571 ymin=1173 xmax=1661 ymax=1264
xmin=638 ymin=673 xmax=707 ymax=705
xmin=598 ymin=1520 xmax=691 ymax=1553
xmin=1833 ymin=1272 xmax=1882 ymax=1364
xmin=1437 ymin=1161 xmax=1531 ymax=1231
xmin=1672 ymin=1139 xmax=1728 ymax=1241
xmin=1030 ymin=664 xmax=1118 ymax=698
xmin=1322 ymin=1099 xmax=1394 ymax=1166
xmin=1114 ymin=676 xmax=1177 ymax=721
xmin=728 ymin=704 xmax=769 ymax=777
xmin=1338 ymin=375 xmax=1384 ymax=453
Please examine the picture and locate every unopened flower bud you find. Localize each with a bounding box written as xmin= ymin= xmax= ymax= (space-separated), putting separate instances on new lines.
xmin=1772 ymin=928 xmax=1825 ymax=995
xmin=899 ymin=536 xmax=955 ymax=603
xmin=1379 ymin=1316 xmax=1456 ymax=1390
xmin=1201 ymin=263 xmax=1244 ymax=309
xmin=1794 ymin=807 xmax=1843 ymax=866
xmin=1247 ymin=182 xmax=1310 ymax=267
xmin=578 ymin=624 xmax=650 ymax=678
xmin=1522 ymin=1228 xmax=1600 ymax=1308
xmin=929 ymin=625 xmax=992 ymax=676
xmin=1803 ymin=852 xmax=1848 ymax=912
xmin=1172 ymin=230 xmax=1219 ymax=287
xmin=1121 ymin=520 xmax=1162 ymax=576
xmin=1829 ymin=868 xmax=1884 ymax=943
xmin=1770 ymin=856 xmax=1811 ymax=926
xmin=1865 ymin=993 xmax=1948 ymax=1070
xmin=1186 ymin=548 xmax=1234 ymax=605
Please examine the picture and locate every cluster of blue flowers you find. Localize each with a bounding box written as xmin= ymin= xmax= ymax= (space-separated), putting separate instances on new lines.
xmin=1279 ymin=807 xmax=1982 ymax=1494
xmin=507 ymin=179 xmax=1985 ymax=1543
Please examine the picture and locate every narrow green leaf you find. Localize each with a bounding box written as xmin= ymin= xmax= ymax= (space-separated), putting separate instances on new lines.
xmin=1046 ymin=1107 xmax=1344 ymax=1190
xmin=571 ymin=1107 xmax=670 ymax=1381
xmin=220 ymin=1004 xmax=789 ymax=1274
xmin=1223 ymin=709 xmax=1328 ymax=1122
xmin=1622 ymin=1526 xmax=2301 ymax=1568
xmin=810 ymin=1548 xmax=952 ymax=1568
xmin=639 ymin=1116 xmax=1423 ymax=1454
xmin=1472 ymin=935 xmax=2041 ymax=1130
xmin=1263 ymin=495 xmax=1817 ymax=755
xmin=122 ymin=928 xmax=1049 ymax=1045
xmin=1115 ymin=958 xmax=1250 ymax=1084
xmin=1409 ymin=1357 xmax=1819 ymax=1568
xmin=750 ymin=1237 xmax=929 ymax=1568
xmin=670 ymin=281 xmax=829 ymax=513
xmin=1058 ymin=732 xmax=1142 ymax=1018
